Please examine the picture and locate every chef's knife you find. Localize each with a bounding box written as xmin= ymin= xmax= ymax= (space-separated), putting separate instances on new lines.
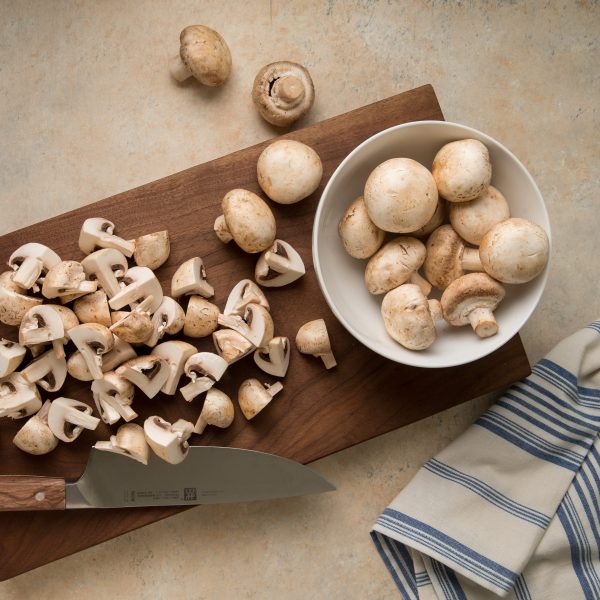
xmin=0 ymin=446 xmax=335 ymax=511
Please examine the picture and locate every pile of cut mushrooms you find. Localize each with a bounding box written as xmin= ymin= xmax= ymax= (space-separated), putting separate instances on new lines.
xmin=339 ymin=139 xmax=550 ymax=351
xmin=1 ymin=139 xmax=335 ymax=465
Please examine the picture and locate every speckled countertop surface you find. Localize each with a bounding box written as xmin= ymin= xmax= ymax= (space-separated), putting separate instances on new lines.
xmin=1 ymin=1 xmax=599 ymax=598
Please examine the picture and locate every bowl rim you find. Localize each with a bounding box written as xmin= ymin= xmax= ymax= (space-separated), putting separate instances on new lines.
xmin=312 ymin=119 xmax=552 ymax=368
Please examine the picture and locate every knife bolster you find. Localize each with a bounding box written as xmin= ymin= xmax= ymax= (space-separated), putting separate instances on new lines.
xmin=0 ymin=476 xmax=66 ymax=511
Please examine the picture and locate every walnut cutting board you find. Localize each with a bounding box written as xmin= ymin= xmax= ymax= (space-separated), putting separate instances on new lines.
xmin=0 ymin=85 xmax=530 ymax=581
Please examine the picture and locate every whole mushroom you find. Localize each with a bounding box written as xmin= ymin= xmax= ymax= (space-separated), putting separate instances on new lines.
xmin=252 ymin=61 xmax=315 ymax=127
xmin=364 ymin=158 xmax=438 ymax=233
xmin=410 ymin=197 xmax=447 ymax=238
xmin=169 ymin=25 xmax=232 ymax=86
xmin=432 ymin=139 xmax=492 ymax=203
xmin=214 ymin=189 xmax=276 ymax=253
xmin=338 ymin=196 xmax=385 ymax=259
xmin=257 ymin=140 xmax=323 ymax=205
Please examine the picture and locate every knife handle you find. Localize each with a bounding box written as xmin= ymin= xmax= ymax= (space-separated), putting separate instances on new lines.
xmin=0 ymin=476 xmax=66 ymax=511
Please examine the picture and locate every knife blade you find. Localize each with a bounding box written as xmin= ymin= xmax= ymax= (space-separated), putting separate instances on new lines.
xmin=0 ymin=446 xmax=335 ymax=511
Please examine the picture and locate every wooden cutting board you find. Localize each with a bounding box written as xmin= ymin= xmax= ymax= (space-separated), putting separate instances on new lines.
xmin=0 ymin=85 xmax=530 ymax=581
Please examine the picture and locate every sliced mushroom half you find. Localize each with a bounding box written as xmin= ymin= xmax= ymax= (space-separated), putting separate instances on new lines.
xmin=91 ymin=372 xmax=137 ymax=424
xmin=180 ymin=352 xmax=228 ymax=402
xmin=115 ymin=355 xmax=170 ymax=399
xmin=81 ymin=248 xmax=128 ymax=298
xmin=47 ymin=397 xmax=100 ymax=443
xmin=147 ymin=296 xmax=185 ymax=347
xmin=68 ymin=323 xmax=114 ymax=380
xmin=79 ymin=217 xmax=135 ymax=257
xmin=255 ymin=240 xmax=305 ymax=288
xmin=151 ymin=340 xmax=197 ymax=395
xmin=238 ymin=379 xmax=283 ymax=420
xmin=253 ymin=336 xmax=290 ymax=377
xmin=223 ymin=279 xmax=270 ymax=316
xmin=21 ymin=349 xmax=68 ymax=392
xmin=108 ymin=266 xmax=163 ymax=314
xmin=8 ymin=243 xmax=61 ymax=291
xmin=13 ymin=400 xmax=58 ymax=455
xmin=171 ymin=257 xmax=214 ymax=299
xmin=212 ymin=329 xmax=255 ymax=364
xmin=217 ymin=304 xmax=274 ymax=348
xmin=144 ymin=416 xmax=194 ymax=464
xmin=0 ymin=339 xmax=26 ymax=378
xmin=0 ymin=271 xmax=43 ymax=326
xmin=194 ymin=388 xmax=234 ymax=434
xmin=42 ymin=260 xmax=97 ymax=300
xmin=94 ymin=423 xmax=149 ymax=465
xmin=0 ymin=372 xmax=42 ymax=419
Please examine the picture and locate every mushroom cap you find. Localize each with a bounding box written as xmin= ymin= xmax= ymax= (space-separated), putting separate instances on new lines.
xmin=449 ymin=186 xmax=510 ymax=245
xmin=364 ymin=158 xmax=438 ymax=233
xmin=42 ymin=260 xmax=96 ymax=299
xmin=365 ymin=237 xmax=426 ymax=295
xmin=73 ymin=290 xmax=111 ymax=327
xmin=338 ymin=196 xmax=385 ymax=259
xmin=295 ymin=319 xmax=331 ymax=355
xmin=171 ymin=257 xmax=214 ymax=299
xmin=222 ymin=189 xmax=277 ymax=253
xmin=432 ymin=139 xmax=492 ymax=203
xmin=441 ymin=273 xmax=505 ymax=326
xmin=184 ymin=296 xmax=219 ymax=338
xmin=381 ymin=284 xmax=437 ymax=350
xmin=257 ymin=140 xmax=323 ymax=205
xmin=179 ymin=25 xmax=231 ymax=86
xmin=194 ymin=387 xmax=234 ymax=434
xmin=423 ymin=225 xmax=467 ymax=290
xmin=479 ymin=218 xmax=549 ymax=284
xmin=133 ymin=231 xmax=170 ymax=270
xmin=410 ymin=197 xmax=447 ymax=238
xmin=111 ymin=310 xmax=154 ymax=344
xmin=212 ymin=329 xmax=254 ymax=364
xmin=252 ymin=61 xmax=315 ymax=127
xmin=13 ymin=402 xmax=58 ymax=455
xmin=237 ymin=379 xmax=279 ymax=420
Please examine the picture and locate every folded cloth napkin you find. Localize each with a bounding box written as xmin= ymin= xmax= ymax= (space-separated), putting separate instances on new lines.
xmin=371 ymin=321 xmax=600 ymax=599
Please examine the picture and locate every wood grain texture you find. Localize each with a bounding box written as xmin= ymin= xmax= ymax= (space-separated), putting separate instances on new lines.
xmin=0 ymin=86 xmax=530 ymax=580
xmin=0 ymin=476 xmax=65 ymax=511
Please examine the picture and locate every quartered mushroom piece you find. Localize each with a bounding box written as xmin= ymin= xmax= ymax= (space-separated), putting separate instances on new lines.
xmin=110 ymin=303 xmax=154 ymax=345
xmin=194 ymin=388 xmax=234 ymax=434
xmin=0 ymin=339 xmax=26 ymax=377
xmin=91 ymin=372 xmax=137 ymax=424
xmin=13 ymin=400 xmax=58 ymax=455
xmin=19 ymin=304 xmax=67 ymax=358
xmin=254 ymin=336 xmax=290 ymax=377
xmin=217 ymin=303 xmax=274 ymax=348
xmin=73 ymin=290 xmax=112 ymax=327
xmin=42 ymin=260 xmax=98 ymax=300
xmin=212 ymin=329 xmax=255 ymax=364
xmin=67 ymin=336 xmax=136 ymax=382
xmin=180 ymin=352 xmax=228 ymax=402
xmin=108 ymin=266 xmax=163 ymax=314
xmin=94 ymin=423 xmax=150 ymax=465
xmin=151 ymin=340 xmax=197 ymax=395
xmin=21 ymin=349 xmax=68 ymax=392
xmin=144 ymin=416 xmax=194 ymax=464
xmin=171 ymin=257 xmax=214 ymax=299
xmin=0 ymin=271 xmax=43 ymax=326
xmin=133 ymin=231 xmax=170 ymax=270
xmin=81 ymin=248 xmax=128 ymax=298
xmin=255 ymin=240 xmax=306 ymax=288
xmin=295 ymin=319 xmax=336 ymax=369
xmin=68 ymin=323 xmax=114 ymax=380
xmin=47 ymin=397 xmax=100 ymax=443
xmin=238 ymin=379 xmax=283 ymax=420
xmin=116 ymin=355 xmax=170 ymax=399
xmin=0 ymin=372 xmax=42 ymax=419
xmin=147 ymin=296 xmax=185 ymax=347
xmin=8 ymin=243 xmax=61 ymax=291
xmin=183 ymin=296 xmax=219 ymax=339
xmin=223 ymin=279 xmax=269 ymax=317
xmin=79 ymin=218 xmax=135 ymax=257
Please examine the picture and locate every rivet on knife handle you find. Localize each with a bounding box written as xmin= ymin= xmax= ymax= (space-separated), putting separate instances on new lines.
xmin=0 ymin=476 xmax=66 ymax=511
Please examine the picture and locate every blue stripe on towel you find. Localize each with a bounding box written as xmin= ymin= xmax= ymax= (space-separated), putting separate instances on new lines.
xmin=585 ymin=321 xmax=600 ymax=334
xmin=424 ymin=459 xmax=551 ymax=529
xmin=573 ymin=478 xmax=600 ymax=553
xmin=377 ymin=509 xmax=518 ymax=592
xmin=431 ymin=559 xmax=467 ymax=600
xmin=370 ymin=531 xmax=418 ymax=599
xmin=415 ymin=571 xmax=431 ymax=586
xmin=514 ymin=575 xmax=532 ymax=600
xmin=534 ymin=360 xmax=600 ymax=406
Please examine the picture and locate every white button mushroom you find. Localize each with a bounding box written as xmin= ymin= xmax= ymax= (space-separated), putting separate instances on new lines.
xmin=13 ymin=400 xmax=58 ymax=455
xmin=0 ymin=271 xmax=43 ymax=326
xmin=194 ymin=388 xmax=234 ymax=434
xmin=151 ymin=340 xmax=197 ymax=395
xmin=223 ymin=279 xmax=270 ymax=317
xmin=115 ymin=355 xmax=170 ymax=399
xmin=179 ymin=352 xmax=228 ymax=402
xmin=410 ymin=197 xmax=447 ymax=239
xmin=8 ymin=243 xmax=61 ymax=291
xmin=133 ymin=231 xmax=170 ymax=270
xmin=47 ymin=397 xmax=100 ymax=443
xmin=94 ymin=423 xmax=149 ymax=465
xmin=479 ymin=218 xmax=550 ymax=284
xmin=144 ymin=416 xmax=194 ymax=464
xmin=238 ymin=379 xmax=283 ymax=420
xmin=217 ymin=304 xmax=274 ymax=348
xmin=252 ymin=61 xmax=315 ymax=127
xmin=432 ymin=139 xmax=492 ymax=203
xmin=423 ymin=225 xmax=483 ymax=290
xmin=183 ymin=296 xmax=219 ymax=339
xmin=68 ymin=323 xmax=114 ymax=380
xmin=338 ymin=196 xmax=385 ymax=259
xmin=108 ymin=266 xmax=163 ymax=314
xmin=441 ymin=273 xmax=506 ymax=338
xmin=295 ymin=319 xmax=336 ymax=369
xmin=257 ymin=140 xmax=323 ymax=204
xmin=19 ymin=305 xmax=66 ymax=358
xmin=449 ymin=186 xmax=510 ymax=245
xmin=381 ymin=284 xmax=442 ymax=351
xmin=171 ymin=257 xmax=214 ymax=299
xmin=68 ymin=336 xmax=137 ymax=381
xmin=0 ymin=372 xmax=42 ymax=419
xmin=147 ymin=296 xmax=186 ymax=347
xmin=254 ymin=336 xmax=290 ymax=377
xmin=21 ymin=349 xmax=67 ymax=392
xmin=255 ymin=239 xmax=306 ymax=288
xmin=364 ymin=237 xmax=431 ymax=296
xmin=0 ymin=339 xmax=26 ymax=378
xmin=41 ymin=260 xmax=98 ymax=300
xmin=110 ymin=309 xmax=154 ymax=345
xmin=73 ymin=290 xmax=112 ymax=327
xmin=214 ymin=189 xmax=277 ymax=253
xmin=81 ymin=248 xmax=128 ymax=298
xmin=79 ymin=218 xmax=134 ymax=257
xmin=91 ymin=372 xmax=137 ymax=424
xmin=212 ymin=329 xmax=255 ymax=364
xmin=168 ymin=25 xmax=231 ymax=86
xmin=364 ymin=158 xmax=438 ymax=233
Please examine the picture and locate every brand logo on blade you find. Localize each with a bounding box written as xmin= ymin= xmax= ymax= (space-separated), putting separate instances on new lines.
xmin=184 ymin=487 xmax=198 ymax=501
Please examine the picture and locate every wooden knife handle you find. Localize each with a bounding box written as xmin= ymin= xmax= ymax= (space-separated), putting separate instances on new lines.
xmin=0 ymin=476 xmax=66 ymax=511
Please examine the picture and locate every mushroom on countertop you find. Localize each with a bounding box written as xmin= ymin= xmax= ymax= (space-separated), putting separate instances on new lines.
xmin=19 ymin=304 xmax=67 ymax=358
xmin=81 ymin=248 xmax=128 ymax=298
xmin=338 ymin=196 xmax=385 ymax=259
xmin=151 ymin=340 xmax=197 ymax=396
xmin=144 ymin=416 xmax=194 ymax=464
xmin=441 ymin=272 xmax=505 ymax=338
xmin=214 ymin=189 xmax=277 ymax=253
xmin=116 ymin=355 xmax=170 ymax=399
xmin=257 ymin=140 xmax=323 ymax=204
xmin=21 ymin=349 xmax=67 ymax=392
xmin=254 ymin=336 xmax=290 ymax=378
xmin=432 ymin=139 xmax=492 ymax=203
xmin=110 ymin=308 xmax=154 ymax=345
xmin=13 ymin=400 xmax=58 ymax=455
xmin=94 ymin=423 xmax=149 ymax=465
xmin=41 ymin=260 xmax=97 ymax=300
xmin=179 ymin=352 xmax=228 ymax=402
xmin=133 ymin=231 xmax=170 ymax=270
xmin=67 ymin=336 xmax=136 ymax=382
xmin=238 ymin=379 xmax=283 ymax=420
xmin=479 ymin=218 xmax=550 ymax=284
xmin=381 ymin=284 xmax=442 ymax=351
xmin=73 ymin=290 xmax=112 ymax=327
xmin=194 ymin=388 xmax=235 ymax=434
xmin=47 ymin=397 xmax=100 ymax=443
xmin=255 ymin=239 xmax=306 ymax=288
xmin=68 ymin=323 xmax=114 ymax=380
xmin=8 ymin=243 xmax=61 ymax=291
xmin=223 ymin=279 xmax=269 ymax=317
xmin=147 ymin=296 xmax=186 ymax=347
xmin=252 ymin=61 xmax=314 ymax=127
xmin=364 ymin=158 xmax=438 ymax=233
xmin=79 ymin=218 xmax=134 ymax=257
xmin=169 ymin=25 xmax=231 ymax=86
xmin=449 ymin=186 xmax=510 ymax=245
xmin=295 ymin=319 xmax=336 ymax=369
xmin=91 ymin=372 xmax=137 ymax=424
xmin=183 ymin=296 xmax=219 ymax=338
xmin=212 ymin=329 xmax=255 ymax=364
xmin=217 ymin=303 xmax=274 ymax=349
xmin=108 ymin=266 xmax=163 ymax=314
xmin=171 ymin=257 xmax=214 ymax=299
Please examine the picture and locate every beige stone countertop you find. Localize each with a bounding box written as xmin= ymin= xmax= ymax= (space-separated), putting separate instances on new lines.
xmin=1 ymin=1 xmax=599 ymax=598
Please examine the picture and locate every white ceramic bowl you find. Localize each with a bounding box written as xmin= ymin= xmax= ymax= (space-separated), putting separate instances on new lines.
xmin=313 ymin=120 xmax=551 ymax=368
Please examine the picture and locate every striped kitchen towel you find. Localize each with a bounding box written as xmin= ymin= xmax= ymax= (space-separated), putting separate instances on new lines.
xmin=371 ymin=321 xmax=600 ymax=599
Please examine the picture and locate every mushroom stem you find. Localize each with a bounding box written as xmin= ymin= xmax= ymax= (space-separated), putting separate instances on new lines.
xmin=320 ymin=352 xmax=337 ymax=370
xmin=169 ymin=54 xmax=191 ymax=82
xmin=65 ymin=407 xmax=102 ymax=430
xmin=266 ymin=381 xmax=283 ymax=397
xmin=467 ymin=307 xmax=498 ymax=338
xmin=272 ymin=76 xmax=304 ymax=103
xmin=12 ymin=257 xmax=43 ymax=289
xmin=213 ymin=215 xmax=233 ymax=243
xmin=408 ymin=272 xmax=432 ymax=297
xmin=462 ymin=248 xmax=483 ymax=272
